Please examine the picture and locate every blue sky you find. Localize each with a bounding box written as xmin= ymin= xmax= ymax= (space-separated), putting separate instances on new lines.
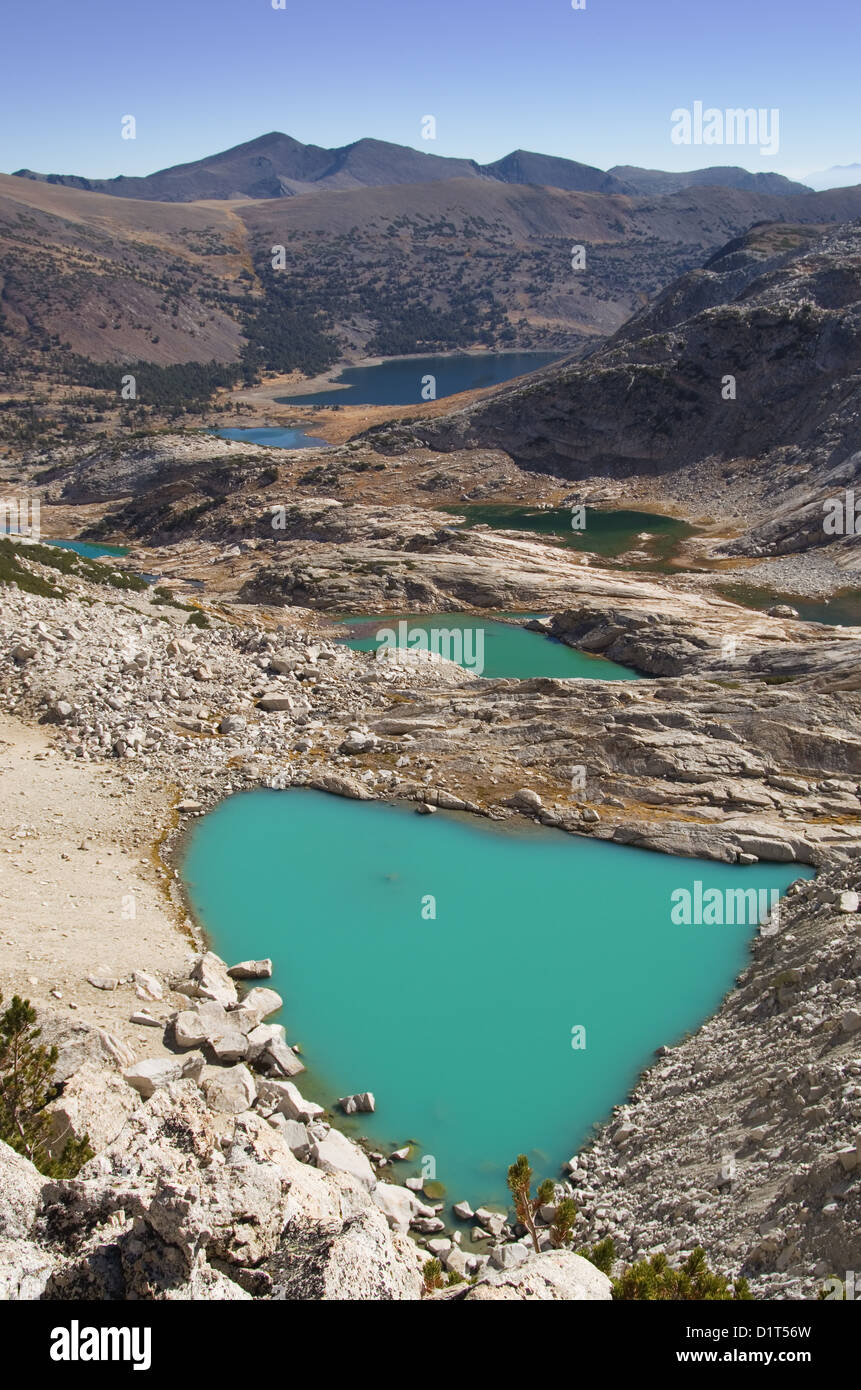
xmin=1 ymin=0 xmax=856 ymax=180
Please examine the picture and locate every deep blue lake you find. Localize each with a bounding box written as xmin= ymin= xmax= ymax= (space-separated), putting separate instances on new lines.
xmin=213 ymin=426 xmax=329 ymax=449
xmin=276 ymin=351 xmax=562 ymax=407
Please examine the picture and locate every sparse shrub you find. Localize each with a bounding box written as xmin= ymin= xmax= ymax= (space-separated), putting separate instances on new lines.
xmin=580 ymin=1235 xmax=617 ymax=1275
xmin=0 ymin=992 xmax=93 ymax=1178
xmin=612 ymin=1246 xmax=751 ymax=1301
xmin=422 ymin=1258 xmax=445 ymax=1293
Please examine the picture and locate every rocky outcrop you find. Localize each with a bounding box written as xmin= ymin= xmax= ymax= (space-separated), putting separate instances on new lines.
xmin=373 ymin=222 xmax=861 ymax=565
xmin=571 ymin=864 xmax=861 ymax=1299
xmin=458 ymin=1250 xmax=611 ymax=1301
xmin=0 ymin=551 xmax=858 ymax=875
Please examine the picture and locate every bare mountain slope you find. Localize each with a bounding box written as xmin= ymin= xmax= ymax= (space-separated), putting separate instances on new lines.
xmin=1 ymin=171 xmax=857 ymax=382
xmin=373 ymin=220 xmax=861 ymax=560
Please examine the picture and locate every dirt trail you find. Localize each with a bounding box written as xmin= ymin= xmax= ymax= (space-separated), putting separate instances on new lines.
xmin=0 ymin=714 xmax=193 ymax=1057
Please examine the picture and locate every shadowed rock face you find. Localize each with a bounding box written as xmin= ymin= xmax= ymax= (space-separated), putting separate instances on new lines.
xmin=375 ymin=222 xmax=860 ymax=561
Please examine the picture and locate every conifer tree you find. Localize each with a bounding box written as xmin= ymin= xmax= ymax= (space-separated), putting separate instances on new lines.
xmin=507 ymin=1153 xmax=557 ymax=1254
xmin=0 ymin=992 xmax=92 ymax=1177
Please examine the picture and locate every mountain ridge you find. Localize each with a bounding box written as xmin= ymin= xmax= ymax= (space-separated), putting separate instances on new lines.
xmin=11 ymin=129 xmax=813 ymax=202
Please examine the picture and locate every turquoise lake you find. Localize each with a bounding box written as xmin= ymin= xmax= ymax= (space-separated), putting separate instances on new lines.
xmin=277 ymin=351 xmax=561 ymax=407
xmin=213 ymin=425 xmax=328 ymax=449
xmin=183 ymin=789 xmax=811 ymax=1210
xmin=1 ymin=529 xmax=128 ymax=560
xmin=46 ymin=538 xmax=129 ymax=559
xmin=337 ymin=613 xmax=640 ymax=680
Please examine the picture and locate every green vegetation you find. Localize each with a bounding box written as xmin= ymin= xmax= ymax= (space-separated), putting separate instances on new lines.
xmin=580 ymin=1235 xmax=617 ymax=1276
xmin=239 ymin=261 xmax=340 ymax=378
xmin=507 ymin=1152 xmax=577 ymax=1254
xmin=611 ymin=1246 xmax=751 ymax=1301
xmin=65 ymin=357 xmax=242 ymax=413
xmin=504 ymin=1152 xmax=750 ymax=1298
xmin=0 ymin=537 xmax=147 ymax=595
xmin=0 ymin=538 xmax=65 ymax=598
xmin=0 ymin=992 xmax=93 ymax=1178
xmin=152 ymin=587 xmax=211 ymax=626
xmin=421 ymin=1258 xmax=463 ymax=1294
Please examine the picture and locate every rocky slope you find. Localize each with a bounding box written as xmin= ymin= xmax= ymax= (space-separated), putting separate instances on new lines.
xmin=1 ymin=988 xmax=609 ymax=1300
xmin=2 ymin=174 xmax=859 ymax=390
xmin=573 ymin=861 xmax=861 ymax=1300
xmin=375 ymin=221 xmax=861 ymax=568
xmin=0 ymin=510 xmax=860 ymax=1297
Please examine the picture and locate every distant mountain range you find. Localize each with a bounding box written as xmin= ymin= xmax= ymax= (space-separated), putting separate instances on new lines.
xmin=11 ymin=131 xmax=816 ymax=202
xmin=804 ymin=163 xmax=861 ymax=191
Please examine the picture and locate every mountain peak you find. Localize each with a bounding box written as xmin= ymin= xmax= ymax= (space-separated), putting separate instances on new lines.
xmin=8 ymin=133 xmax=812 ymax=203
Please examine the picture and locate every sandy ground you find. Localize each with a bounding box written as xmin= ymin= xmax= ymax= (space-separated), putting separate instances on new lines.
xmin=0 ymin=713 xmax=195 ymax=1059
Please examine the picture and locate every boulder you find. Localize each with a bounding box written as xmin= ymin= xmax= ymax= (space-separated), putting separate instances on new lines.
xmin=257 ymin=694 xmax=295 ymax=712
xmin=271 ymin=1208 xmax=422 ymax=1301
xmin=238 ymin=986 xmax=282 ymax=1021
xmin=0 ymin=1238 xmax=55 ymax=1300
xmin=371 ymin=1182 xmax=425 ymax=1234
xmin=465 ymin=1249 xmax=613 ymax=1300
xmin=219 ymin=715 xmax=247 ymax=736
xmin=261 ymin=1040 xmax=306 ymax=1078
xmin=200 ymin=1064 xmax=257 ymax=1115
xmin=124 ymin=1053 xmax=205 ymax=1099
xmin=0 ymin=1140 xmax=44 ymax=1240
xmin=173 ymin=1007 xmax=214 ymax=1049
xmin=339 ymin=1092 xmax=375 ymax=1115
xmin=133 ymin=970 xmax=164 ymax=1001
xmin=245 ymin=1022 xmax=287 ymax=1060
xmin=489 ymin=1241 xmax=530 ymax=1271
xmin=209 ymin=1029 xmax=249 ymax=1064
xmin=86 ymin=971 xmax=119 ymax=992
xmin=443 ymin=1247 xmax=472 ymax=1278
xmin=177 ymin=952 xmax=238 ymax=1008
xmin=310 ymin=1129 xmax=377 ymax=1189
xmin=475 ymin=1206 xmax=507 ymax=1238
xmin=257 ymin=1079 xmax=325 ymax=1123
xmin=227 ymin=959 xmax=273 ymax=980
xmin=266 ymin=1115 xmax=311 ymax=1159
xmin=44 ymin=1060 xmax=139 ymax=1159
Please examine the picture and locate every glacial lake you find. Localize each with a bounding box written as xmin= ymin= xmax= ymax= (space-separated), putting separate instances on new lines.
xmin=336 ymin=613 xmax=640 ymax=680
xmin=446 ymin=503 xmax=698 ymax=564
xmin=1 ymin=531 xmax=129 ymax=560
xmin=46 ymin=538 xmax=129 ymax=559
xmin=714 ymin=583 xmax=861 ymax=629
xmin=277 ymin=351 xmax=562 ymax=407
xmin=213 ymin=426 xmax=328 ymax=449
xmin=183 ymin=790 xmax=811 ymax=1210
